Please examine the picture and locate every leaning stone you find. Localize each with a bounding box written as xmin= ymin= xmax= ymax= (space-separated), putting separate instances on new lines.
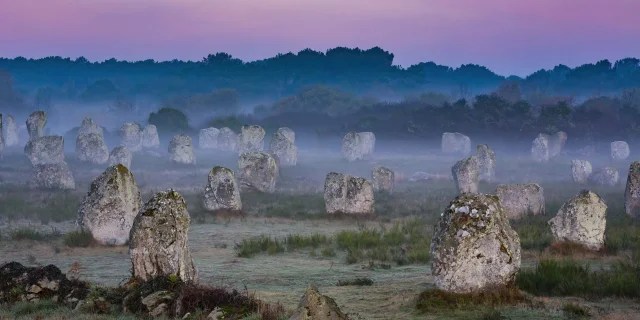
xmin=624 ymin=161 xmax=640 ymax=218
xmin=289 ymin=284 xmax=348 ymax=320
xmin=238 ymin=152 xmax=278 ymax=192
xmin=611 ymin=141 xmax=630 ymax=161
xmin=118 ymin=123 xmax=143 ymax=152
xmin=129 ymin=189 xmax=198 ymax=282
xmin=430 ymin=193 xmax=521 ymax=293
xmin=108 ymin=146 xmax=132 ymax=168
xmin=24 ymin=136 xmax=65 ymax=165
xmin=549 ymin=190 xmax=607 ymax=250
xmin=268 ymin=131 xmax=297 ymax=167
xmin=203 ymin=166 xmax=242 ymax=212
xmin=570 ymin=160 xmax=592 ymax=184
xmin=142 ymin=125 xmax=160 ymax=149
xmin=372 ymin=166 xmax=394 ymax=193
xmin=238 ymin=125 xmax=265 ymax=154
xmin=442 ymin=132 xmax=471 ymax=155
xmin=531 ymin=133 xmax=550 ymax=163
xmin=168 ymin=134 xmax=195 ymax=165
xmin=26 ymin=111 xmax=47 ymax=141
xmin=495 ymin=184 xmax=545 ymax=219
xmin=476 ymin=144 xmax=496 ymax=182
xmin=199 ymin=128 xmax=220 ymax=149
xmin=324 ymin=172 xmax=375 ymax=216
xmin=451 ymin=156 xmax=479 ymax=194
xmin=77 ymin=164 xmax=142 ymax=246
xmin=589 ymin=167 xmax=619 ymax=186
xmin=3 ymin=114 xmax=19 ymax=147
xmin=28 ymin=162 xmax=75 ymax=190
xmin=76 ymin=132 xmax=109 ymax=165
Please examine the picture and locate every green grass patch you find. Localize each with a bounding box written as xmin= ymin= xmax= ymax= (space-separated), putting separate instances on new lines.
xmin=416 ymin=286 xmax=528 ymax=313
xmin=10 ymin=227 xmax=61 ymax=241
xmin=336 ymin=277 xmax=373 ymax=286
xmin=63 ymin=230 xmax=95 ymax=247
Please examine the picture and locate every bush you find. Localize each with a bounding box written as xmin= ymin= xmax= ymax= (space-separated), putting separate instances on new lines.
xmin=63 ymin=230 xmax=95 ymax=247
xmin=148 ymin=107 xmax=190 ymax=135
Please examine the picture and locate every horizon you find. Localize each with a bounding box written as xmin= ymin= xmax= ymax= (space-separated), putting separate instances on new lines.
xmin=2 ymin=0 xmax=639 ymax=77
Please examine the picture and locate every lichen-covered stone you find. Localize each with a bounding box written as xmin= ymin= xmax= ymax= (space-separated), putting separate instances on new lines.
xmin=203 ymin=166 xmax=242 ymax=212
xmin=342 ymin=132 xmax=363 ymax=162
xmin=571 ymin=160 xmax=592 ymax=184
xmin=238 ymin=125 xmax=265 ymax=154
xmin=549 ymin=190 xmax=607 ymax=250
xmin=3 ymin=114 xmax=19 ymax=147
xmin=290 ymin=284 xmax=348 ymax=320
xmin=476 ymin=144 xmax=496 ymax=182
xmin=549 ymin=131 xmax=567 ymax=158
xmin=77 ymin=117 xmax=104 ymax=139
xmin=108 ymin=146 xmax=132 ymax=168
xmin=611 ymin=141 xmax=630 ymax=161
xmin=624 ymin=161 xmax=640 ymax=218
xmin=276 ymin=127 xmax=295 ymax=144
xmin=217 ymin=127 xmax=238 ymax=152
xmin=442 ymin=132 xmax=471 ymax=155
xmin=26 ymin=111 xmax=47 ymax=141
xmin=268 ymin=131 xmax=297 ymax=167
xmin=531 ymin=133 xmax=550 ymax=163
xmin=495 ymin=184 xmax=545 ymax=219
xmin=199 ymin=127 xmax=220 ymax=149
xmin=142 ymin=125 xmax=160 ymax=149
xmin=168 ymin=134 xmax=195 ymax=165
xmin=77 ymin=164 xmax=142 ymax=246
xmin=24 ymin=136 xmax=64 ymax=165
xmin=358 ymin=132 xmax=376 ymax=156
xmin=430 ymin=193 xmax=521 ymax=293
xmin=372 ymin=166 xmax=394 ymax=193
xmin=589 ymin=167 xmax=619 ymax=186
xmin=451 ymin=156 xmax=479 ymax=194
xmin=76 ymin=132 xmax=109 ymax=164
xmin=238 ymin=152 xmax=279 ymax=192
xmin=129 ymin=190 xmax=198 ymax=282
xmin=28 ymin=162 xmax=75 ymax=190
xmin=324 ymin=172 xmax=375 ymax=216
xmin=118 ymin=123 xmax=143 ymax=152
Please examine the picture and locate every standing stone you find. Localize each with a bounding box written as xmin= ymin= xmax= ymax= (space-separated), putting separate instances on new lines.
xmin=342 ymin=132 xmax=363 ymax=162
xmin=168 ymin=134 xmax=195 ymax=165
xmin=451 ymin=156 xmax=479 ymax=194
xmin=549 ymin=131 xmax=567 ymax=158
xmin=28 ymin=162 xmax=75 ymax=190
xmin=276 ymin=127 xmax=295 ymax=144
xmin=611 ymin=141 xmax=630 ymax=161
xmin=359 ymin=132 xmax=376 ymax=157
xmin=129 ymin=190 xmax=198 ymax=282
xmin=549 ymin=190 xmax=607 ymax=250
xmin=3 ymin=114 xmax=19 ymax=147
xmin=589 ymin=167 xmax=619 ymax=186
xmin=324 ymin=172 xmax=375 ymax=216
xmin=571 ymin=160 xmax=592 ymax=184
xmin=496 ymin=184 xmax=545 ymax=219
xmin=77 ymin=164 xmax=142 ymax=246
xmin=441 ymin=132 xmax=471 ymax=156
xmin=118 ymin=123 xmax=143 ymax=152
xmin=531 ymin=133 xmax=550 ymax=163
xmin=76 ymin=132 xmax=109 ymax=164
xmin=372 ymin=165 xmax=394 ymax=193
xmin=77 ymin=117 xmax=104 ymax=139
xmin=217 ymin=127 xmax=238 ymax=152
xmin=238 ymin=152 xmax=279 ymax=192
xmin=238 ymin=125 xmax=265 ymax=154
xmin=0 ymin=114 xmax=4 ymax=159
xmin=199 ymin=128 xmax=220 ymax=149
xmin=290 ymin=285 xmax=348 ymax=320
xmin=24 ymin=136 xmax=64 ymax=165
xmin=430 ymin=193 xmax=521 ymax=293
xmin=268 ymin=131 xmax=297 ymax=167
xmin=624 ymin=161 xmax=640 ymax=218
xmin=26 ymin=111 xmax=47 ymax=141
xmin=476 ymin=144 xmax=496 ymax=182
xmin=203 ymin=166 xmax=242 ymax=212
xmin=108 ymin=146 xmax=132 ymax=169
xmin=142 ymin=125 xmax=160 ymax=149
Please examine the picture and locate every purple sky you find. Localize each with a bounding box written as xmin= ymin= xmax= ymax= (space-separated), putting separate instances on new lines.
xmin=1 ymin=0 xmax=638 ymax=76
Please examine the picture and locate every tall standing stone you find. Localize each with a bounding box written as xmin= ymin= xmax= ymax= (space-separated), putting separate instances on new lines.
xmin=199 ymin=127 xmax=220 ymax=149
xmin=26 ymin=111 xmax=47 ymax=141
xmin=3 ymin=114 xmax=19 ymax=147
xmin=109 ymin=146 xmax=132 ymax=168
xmin=496 ymin=184 xmax=545 ymax=219
xmin=611 ymin=141 xmax=630 ymax=161
xmin=129 ymin=190 xmax=198 ymax=282
xmin=451 ymin=156 xmax=479 ymax=194
xmin=549 ymin=131 xmax=567 ymax=158
xmin=358 ymin=132 xmax=376 ymax=157
xmin=238 ymin=152 xmax=278 ymax=192
xmin=276 ymin=127 xmax=295 ymax=144
xmin=238 ymin=125 xmax=265 ymax=154
xmin=142 ymin=125 xmax=160 ymax=149
xmin=203 ymin=166 xmax=242 ymax=212
xmin=549 ymin=190 xmax=607 ymax=250
xmin=476 ymin=144 xmax=496 ymax=182
xmin=372 ymin=165 xmax=394 ymax=193
xmin=442 ymin=132 xmax=471 ymax=156
xmin=324 ymin=172 xmax=375 ymax=216
xmin=77 ymin=165 xmax=142 ymax=246
xmin=624 ymin=161 xmax=640 ymax=218
xmin=268 ymin=131 xmax=297 ymax=167
xmin=168 ymin=134 xmax=195 ymax=165
xmin=531 ymin=133 xmax=550 ymax=163
xmin=0 ymin=114 xmax=4 ymax=159
xmin=77 ymin=117 xmax=104 ymax=139
xmin=76 ymin=132 xmax=109 ymax=164
xmin=430 ymin=193 xmax=521 ymax=293
xmin=24 ymin=136 xmax=64 ymax=165
xmin=570 ymin=160 xmax=592 ymax=184
xmin=217 ymin=127 xmax=238 ymax=152
xmin=118 ymin=123 xmax=143 ymax=152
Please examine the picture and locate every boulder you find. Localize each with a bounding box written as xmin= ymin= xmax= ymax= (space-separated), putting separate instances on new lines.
xmin=108 ymin=146 xmax=132 ymax=168
xmin=142 ymin=125 xmax=160 ymax=149
xmin=589 ymin=167 xmax=619 ymax=186
xmin=268 ymin=131 xmax=297 ymax=167
xmin=289 ymin=284 xmax=348 ymax=320
xmin=3 ymin=114 xmax=19 ymax=147
xmin=358 ymin=132 xmax=376 ymax=156
xmin=24 ymin=136 xmax=64 ymax=165
xmin=624 ymin=161 xmax=640 ymax=218
xmin=442 ymin=132 xmax=471 ymax=155
xmin=342 ymin=132 xmax=363 ymax=162
xmin=549 ymin=131 xmax=567 ymax=158
xmin=168 ymin=134 xmax=195 ymax=165
xmin=217 ymin=127 xmax=238 ymax=152
xmin=129 ymin=190 xmax=198 ymax=282
xmin=118 ymin=123 xmax=143 ymax=152
xmin=570 ymin=160 xmax=592 ymax=184
xmin=324 ymin=172 xmax=375 ymax=216
xmin=238 ymin=125 xmax=265 ymax=154
xmin=199 ymin=128 xmax=220 ymax=149
xmin=76 ymin=132 xmax=109 ymax=165
xmin=430 ymin=193 xmax=521 ymax=293
xmin=549 ymin=190 xmax=607 ymax=250
xmin=451 ymin=156 xmax=479 ymax=194
xmin=238 ymin=152 xmax=279 ymax=192
xmin=476 ymin=144 xmax=496 ymax=182
xmin=28 ymin=162 xmax=75 ymax=190
xmin=611 ymin=141 xmax=630 ymax=161
xmin=26 ymin=111 xmax=47 ymax=141
xmin=77 ymin=164 xmax=142 ymax=246
xmin=276 ymin=127 xmax=295 ymax=144
xmin=531 ymin=133 xmax=550 ymax=163
xmin=203 ymin=166 xmax=242 ymax=212
xmin=77 ymin=117 xmax=104 ymax=139
xmin=372 ymin=165 xmax=394 ymax=193
xmin=495 ymin=184 xmax=545 ymax=219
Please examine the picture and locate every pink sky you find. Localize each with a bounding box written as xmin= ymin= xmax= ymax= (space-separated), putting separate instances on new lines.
xmin=1 ymin=0 xmax=638 ymax=76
